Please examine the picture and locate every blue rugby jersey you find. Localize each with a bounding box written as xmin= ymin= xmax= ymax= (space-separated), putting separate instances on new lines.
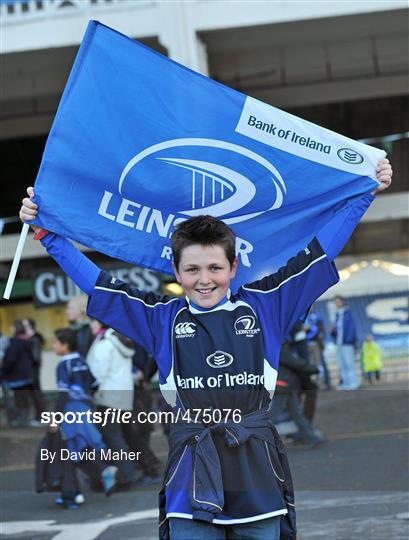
xmin=56 ymin=353 xmax=98 ymax=407
xmin=40 ymin=193 xmax=374 ymax=523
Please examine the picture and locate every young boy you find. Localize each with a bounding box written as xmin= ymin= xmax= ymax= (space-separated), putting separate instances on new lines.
xmin=52 ymin=328 xmax=118 ymax=504
xmin=20 ymin=159 xmax=392 ymax=539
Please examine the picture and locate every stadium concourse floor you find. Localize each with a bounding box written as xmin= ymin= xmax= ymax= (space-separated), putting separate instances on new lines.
xmin=1 ymin=380 xmax=408 ymax=540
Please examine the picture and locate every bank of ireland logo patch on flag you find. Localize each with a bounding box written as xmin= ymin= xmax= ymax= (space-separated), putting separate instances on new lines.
xmin=337 ymin=148 xmax=364 ymax=164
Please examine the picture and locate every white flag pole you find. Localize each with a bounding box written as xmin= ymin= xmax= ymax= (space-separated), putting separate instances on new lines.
xmin=3 ymin=223 xmax=30 ymax=300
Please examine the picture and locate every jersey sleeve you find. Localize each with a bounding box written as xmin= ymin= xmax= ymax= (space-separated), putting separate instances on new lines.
xmin=316 ymin=193 xmax=374 ymax=261
xmin=55 ymin=361 xmax=70 ymax=413
xmin=41 ymin=233 xmax=100 ymax=295
xmin=56 ymin=361 xmax=70 ymax=392
xmin=238 ymin=193 xmax=374 ymax=341
xmin=86 ymin=271 xmax=179 ymax=357
xmin=240 ymin=238 xmax=338 ymax=341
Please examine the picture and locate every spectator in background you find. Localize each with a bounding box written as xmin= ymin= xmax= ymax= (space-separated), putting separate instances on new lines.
xmin=289 ymin=320 xmax=310 ymax=363
xmin=66 ymin=295 xmax=93 ymax=357
xmin=305 ymin=310 xmax=331 ymax=390
xmin=130 ymin=343 xmax=161 ymax=484
xmin=361 ymin=335 xmax=383 ymax=383
xmin=87 ymin=318 xmax=136 ymax=488
xmin=331 ymin=295 xmax=360 ymax=391
xmin=22 ymin=318 xmax=46 ymax=419
xmin=272 ymin=343 xmax=324 ymax=449
xmin=289 ymin=321 xmax=318 ymax=425
xmin=1 ymin=320 xmax=40 ymax=426
xmin=0 ymin=331 xmax=15 ymax=426
xmin=0 ymin=332 xmax=9 ymax=359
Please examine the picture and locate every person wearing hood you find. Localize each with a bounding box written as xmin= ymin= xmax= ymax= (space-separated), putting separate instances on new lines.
xmin=87 ymin=318 xmax=136 ymax=487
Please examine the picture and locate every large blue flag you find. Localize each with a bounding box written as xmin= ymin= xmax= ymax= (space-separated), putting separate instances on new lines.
xmin=32 ymin=21 xmax=385 ymax=288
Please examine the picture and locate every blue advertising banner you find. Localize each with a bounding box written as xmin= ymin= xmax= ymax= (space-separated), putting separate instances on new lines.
xmin=32 ymin=21 xmax=385 ymax=288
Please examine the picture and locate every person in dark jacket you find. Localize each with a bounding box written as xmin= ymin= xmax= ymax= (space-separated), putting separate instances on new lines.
xmin=305 ymin=310 xmax=331 ymax=390
xmin=2 ymin=320 xmax=38 ymax=426
xmin=22 ymin=318 xmax=46 ymax=424
xmin=35 ymin=429 xmax=84 ymax=506
xmin=289 ymin=321 xmax=319 ymax=424
xmin=271 ymin=343 xmax=324 ymax=448
xmin=0 ymin=331 xmax=15 ymax=426
xmin=128 ymin=344 xmax=161 ymax=484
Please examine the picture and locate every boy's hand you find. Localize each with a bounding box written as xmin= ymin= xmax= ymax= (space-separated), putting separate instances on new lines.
xmin=373 ymin=159 xmax=392 ymax=195
xmin=20 ymin=186 xmax=41 ymax=233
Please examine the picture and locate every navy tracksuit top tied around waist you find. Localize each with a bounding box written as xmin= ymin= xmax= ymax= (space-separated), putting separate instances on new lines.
xmin=160 ymin=407 xmax=295 ymax=528
xmin=40 ymin=193 xmax=374 ymax=534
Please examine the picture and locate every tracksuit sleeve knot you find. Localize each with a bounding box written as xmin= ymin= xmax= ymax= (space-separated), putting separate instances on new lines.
xmin=213 ymin=423 xmax=251 ymax=447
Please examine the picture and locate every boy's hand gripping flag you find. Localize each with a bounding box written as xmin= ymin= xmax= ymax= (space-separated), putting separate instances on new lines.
xmin=29 ymin=21 xmax=385 ymax=287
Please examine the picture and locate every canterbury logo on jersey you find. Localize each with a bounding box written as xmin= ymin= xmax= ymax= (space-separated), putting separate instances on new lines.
xmin=234 ymin=315 xmax=261 ymax=337
xmin=175 ymin=322 xmax=197 ymax=338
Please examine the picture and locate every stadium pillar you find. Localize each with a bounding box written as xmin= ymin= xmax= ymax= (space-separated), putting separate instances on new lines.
xmin=158 ymin=1 xmax=209 ymax=76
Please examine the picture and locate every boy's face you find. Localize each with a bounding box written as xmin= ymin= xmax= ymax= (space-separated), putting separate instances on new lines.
xmin=53 ymin=338 xmax=69 ymax=356
xmin=172 ymin=244 xmax=238 ymax=309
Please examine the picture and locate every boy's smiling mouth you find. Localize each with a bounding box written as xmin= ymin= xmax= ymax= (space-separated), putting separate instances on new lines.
xmin=196 ymin=287 xmax=217 ymax=296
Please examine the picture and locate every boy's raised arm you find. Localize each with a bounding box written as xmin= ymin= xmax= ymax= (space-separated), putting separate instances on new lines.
xmin=239 ymin=159 xmax=392 ymax=340
xmin=41 ymin=233 xmax=100 ymax=295
xmin=318 ymin=158 xmax=392 ymax=261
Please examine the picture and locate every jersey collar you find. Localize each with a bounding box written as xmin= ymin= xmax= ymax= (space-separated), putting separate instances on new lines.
xmin=187 ymin=290 xmax=231 ymax=313
xmin=60 ymin=352 xmax=80 ymax=361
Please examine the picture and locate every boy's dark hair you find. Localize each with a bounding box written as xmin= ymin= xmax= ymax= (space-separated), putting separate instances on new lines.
xmin=54 ymin=328 xmax=77 ymax=352
xmin=171 ymin=216 xmax=236 ymax=270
